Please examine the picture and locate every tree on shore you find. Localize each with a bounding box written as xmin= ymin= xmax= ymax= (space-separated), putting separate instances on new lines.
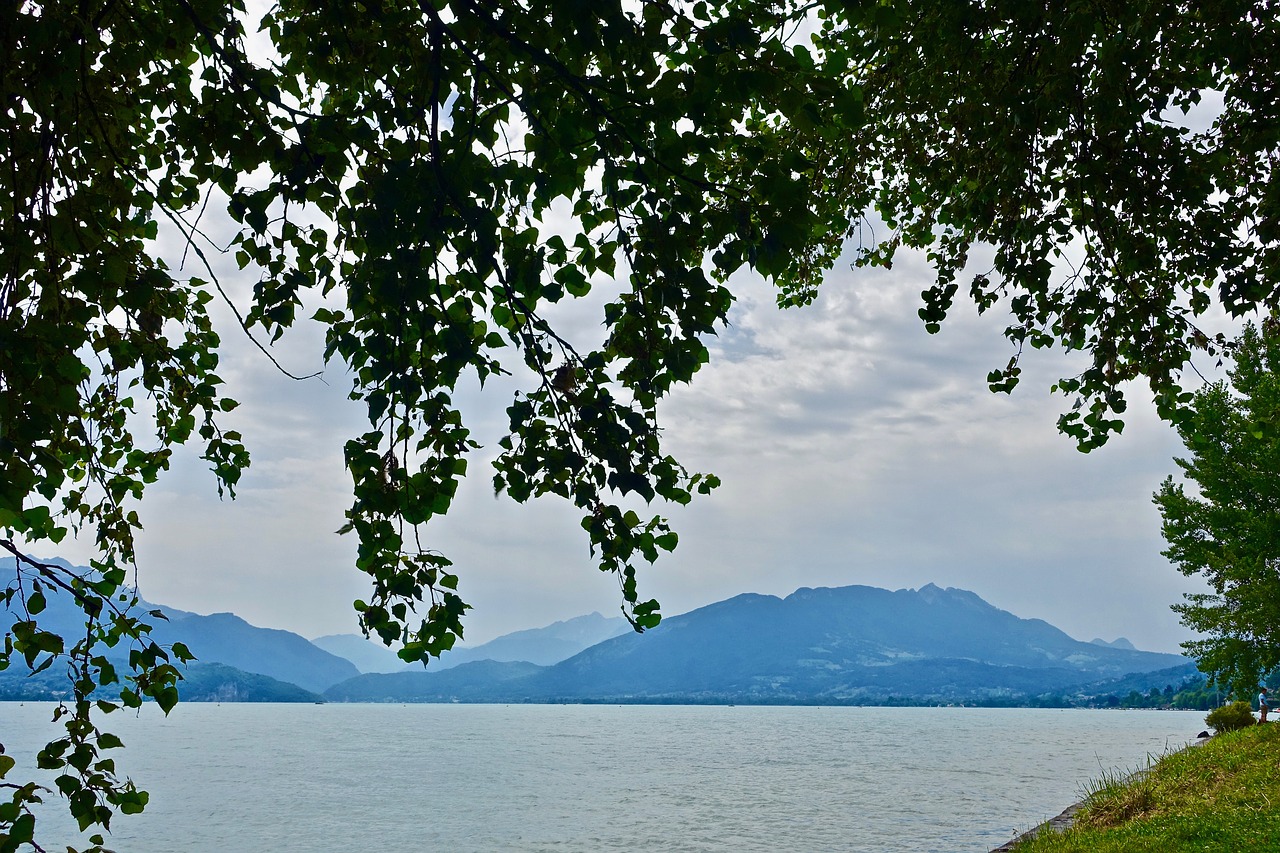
xmin=4 ymin=0 xmax=1280 ymax=847
xmin=1155 ymin=320 xmax=1280 ymax=694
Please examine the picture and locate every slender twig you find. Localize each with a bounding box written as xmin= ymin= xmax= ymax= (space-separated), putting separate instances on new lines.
xmin=152 ymin=202 xmax=323 ymax=382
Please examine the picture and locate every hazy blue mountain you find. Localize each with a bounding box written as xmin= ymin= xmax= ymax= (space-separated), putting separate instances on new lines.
xmin=148 ymin=612 xmax=358 ymax=693
xmin=1062 ymin=662 xmax=1204 ymax=704
xmin=435 ymin=612 xmax=631 ymax=669
xmin=1 ymin=556 xmax=184 ymax=665
xmin=312 ymin=634 xmax=409 ymax=674
xmin=533 ymin=584 xmax=1188 ymax=702
xmin=6 ymin=558 xmax=1191 ymax=705
xmin=0 ymin=659 xmax=323 ymax=703
xmin=314 ymin=612 xmax=631 ymax=674
xmin=0 ymin=556 xmax=195 ymax=635
xmin=324 ymin=584 xmax=1189 ymax=704
xmin=3 ymin=556 xmax=357 ymax=693
xmin=0 ymin=664 xmax=79 ymax=701
xmin=1090 ymin=637 xmax=1139 ymax=651
xmin=325 ymin=660 xmax=544 ymax=702
xmin=176 ymin=663 xmax=325 ymax=702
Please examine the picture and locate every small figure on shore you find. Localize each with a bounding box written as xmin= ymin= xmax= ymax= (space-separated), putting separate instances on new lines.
xmin=1259 ymin=686 xmax=1269 ymax=723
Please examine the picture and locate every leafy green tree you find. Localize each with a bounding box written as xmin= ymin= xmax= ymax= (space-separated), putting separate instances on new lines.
xmin=3 ymin=0 xmax=1280 ymax=848
xmin=1171 ymin=679 xmax=1221 ymax=712
xmin=1155 ymin=321 xmax=1280 ymax=694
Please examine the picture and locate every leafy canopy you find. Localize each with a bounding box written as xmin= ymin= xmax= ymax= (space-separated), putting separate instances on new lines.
xmin=801 ymin=0 xmax=1280 ymax=447
xmin=1155 ymin=320 xmax=1280 ymax=694
xmin=3 ymin=0 xmax=1280 ymax=848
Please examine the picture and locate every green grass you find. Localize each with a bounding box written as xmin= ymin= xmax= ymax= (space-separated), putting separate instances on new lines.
xmin=1012 ymin=723 xmax=1280 ymax=852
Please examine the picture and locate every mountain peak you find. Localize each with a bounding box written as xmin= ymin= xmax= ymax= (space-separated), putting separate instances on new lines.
xmin=1090 ymin=637 xmax=1138 ymax=651
xmin=917 ymin=582 xmax=945 ymax=602
xmin=915 ymin=583 xmax=985 ymax=607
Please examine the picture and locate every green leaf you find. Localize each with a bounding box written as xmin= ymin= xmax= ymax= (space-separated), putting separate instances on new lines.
xmin=97 ymin=733 xmax=125 ymax=750
xmin=155 ymin=686 xmax=180 ymax=714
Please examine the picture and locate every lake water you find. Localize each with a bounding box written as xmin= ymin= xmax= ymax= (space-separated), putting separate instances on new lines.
xmin=1 ymin=703 xmax=1206 ymax=852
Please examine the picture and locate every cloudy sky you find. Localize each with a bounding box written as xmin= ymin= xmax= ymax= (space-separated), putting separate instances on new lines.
xmin=35 ymin=217 xmax=1235 ymax=657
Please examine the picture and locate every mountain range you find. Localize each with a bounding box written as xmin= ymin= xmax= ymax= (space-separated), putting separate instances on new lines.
xmin=324 ymin=583 xmax=1191 ymax=704
xmin=2 ymin=557 xmax=1194 ymax=705
xmin=312 ymin=611 xmax=630 ymax=673
xmin=0 ymin=556 xmax=356 ymax=696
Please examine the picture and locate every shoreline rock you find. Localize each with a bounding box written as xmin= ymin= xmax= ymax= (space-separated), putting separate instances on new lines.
xmin=989 ymin=802 xmax=1083 ymax=852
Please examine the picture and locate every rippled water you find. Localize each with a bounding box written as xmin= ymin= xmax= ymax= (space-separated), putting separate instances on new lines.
xmin=2 ymin=703 xmax=1205 ymax=852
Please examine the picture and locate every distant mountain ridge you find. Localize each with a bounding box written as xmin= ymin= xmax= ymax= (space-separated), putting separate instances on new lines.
xmin=2 ymin=557 xmax=1192 ymax=706
xmin=1090 ymin=637 xmax=1138 ymax=650
xmin=324 ymin=584 xmax=1190 ymax=704
xmin=1 ymin=556 xmax=628 ymax=696
xmin=435 ymin=611 xmax=631 ymax=669
xmin=1 ymin=556 xmax=357 ymax=694
xmin=311 ymin=633 xmax=408 ymax=674
xmin=313 ymin=612 xmax=631 ymax=673
xmin=148 ymin=612 xmax=358 ymax=693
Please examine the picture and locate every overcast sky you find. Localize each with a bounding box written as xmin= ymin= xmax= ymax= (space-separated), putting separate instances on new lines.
xmin=32 ymin=218 xmax=1237 ymax=657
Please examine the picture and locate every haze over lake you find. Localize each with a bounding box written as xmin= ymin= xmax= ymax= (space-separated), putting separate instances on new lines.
xmin=5 ymin=703 xmax=1204 ymax=852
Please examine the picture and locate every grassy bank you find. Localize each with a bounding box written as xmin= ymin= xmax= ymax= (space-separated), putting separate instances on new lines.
xmin=1012 ymin=722 xmax=1280 ymax=851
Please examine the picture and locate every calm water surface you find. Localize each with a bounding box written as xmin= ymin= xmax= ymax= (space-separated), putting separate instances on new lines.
xmin=2 ymin=703 xmax=1205 ymax=852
